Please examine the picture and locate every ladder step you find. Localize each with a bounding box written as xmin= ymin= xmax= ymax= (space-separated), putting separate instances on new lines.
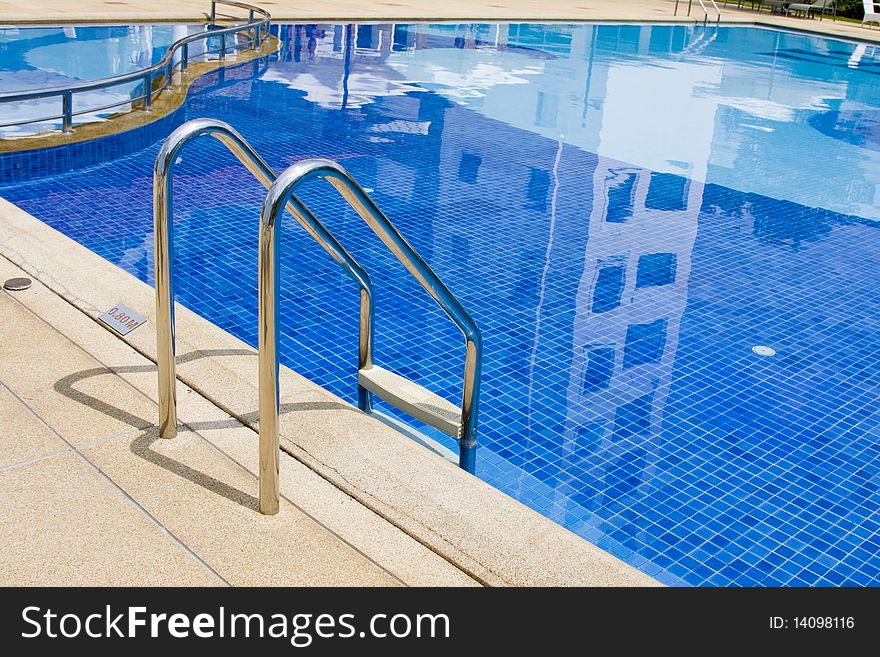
xmin=358 ymin=365 xmax=461 ymax=437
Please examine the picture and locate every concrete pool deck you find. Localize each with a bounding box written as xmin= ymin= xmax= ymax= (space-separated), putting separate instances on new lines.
xmin=0 ymin=196 xmax=658 ymax=586
xmin=0 ymin=254 xmax=477 ymax=586
xmin=1 ymin=1 xmax=879 ymax=44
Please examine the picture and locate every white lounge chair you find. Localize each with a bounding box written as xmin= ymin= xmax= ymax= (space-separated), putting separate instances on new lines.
xmin=788 ymin=0 xmax=835 ymax=19
xmin=864 ymin=0 xmax=880 ymax=27
xmin=761 ymin=0 xmax=789 ymax=13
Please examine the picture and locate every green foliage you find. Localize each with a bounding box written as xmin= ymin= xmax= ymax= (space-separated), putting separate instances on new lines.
xmin=834 ymin=0 xmax=864 ymax=19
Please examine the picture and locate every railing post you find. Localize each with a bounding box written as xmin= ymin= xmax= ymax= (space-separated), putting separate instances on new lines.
xmin=143 ymin=73 xmax=153 ymax=111
xmin=181 ymin=43 xmax=189 ymax=73
xmin=357 ymin=286 xmax=374 ymax=413
xmin=258 ymin=190 xmax=281 ymax=516
xmin=458 ymin=337 xmax=481 ymax=474
xmin=674 ymin=0 xmax=680 ymax=16
xmin=210 ymin=0 xmax=216 ymax=23
xmin=220 ymin=32 xmax=226 ymax=60
xmin=153 ymin=140 xmax=178 ymax=441
xmin=61 ymin=91 xmax=73 ymax=133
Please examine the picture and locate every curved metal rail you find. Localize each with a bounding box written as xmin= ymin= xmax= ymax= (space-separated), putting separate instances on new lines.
xmin=154 ymin=118 xmax=374 ymax=515
xmin=260 ymin=161 xmax=483 ymax=476
xmin=0 ymin=1 xmax=270 ymax=134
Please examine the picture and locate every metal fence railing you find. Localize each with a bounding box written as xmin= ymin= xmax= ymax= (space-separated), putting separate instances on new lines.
xmin=0 ymin=1 xmax=270 ymax=134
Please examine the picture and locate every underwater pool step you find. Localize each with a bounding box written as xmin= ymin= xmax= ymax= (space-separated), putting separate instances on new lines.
xmin=358 ymin=365 xmax=461 ymax=437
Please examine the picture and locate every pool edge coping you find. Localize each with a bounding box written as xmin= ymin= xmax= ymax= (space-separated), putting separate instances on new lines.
xmin=0 ymin=194 xmax=662 ymax=588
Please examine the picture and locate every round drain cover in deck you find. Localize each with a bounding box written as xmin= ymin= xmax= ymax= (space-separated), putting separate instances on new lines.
xmin=3 ymin=277 xmax=32 ymax=291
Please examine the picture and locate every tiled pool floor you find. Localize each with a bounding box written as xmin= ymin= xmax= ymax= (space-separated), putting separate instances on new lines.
xmin=2 ymin=22 xmax=879 ymax=586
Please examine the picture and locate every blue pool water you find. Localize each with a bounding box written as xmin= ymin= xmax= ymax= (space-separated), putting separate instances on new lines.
xmin=2 ymin=22 xmax=880 ymax=586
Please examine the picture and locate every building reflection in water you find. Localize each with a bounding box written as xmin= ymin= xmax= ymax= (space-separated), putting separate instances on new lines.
xmin=551 ymin=166 xmax=702 ymax=533
xmin=260 ymin=23 xmax=718 ymax=532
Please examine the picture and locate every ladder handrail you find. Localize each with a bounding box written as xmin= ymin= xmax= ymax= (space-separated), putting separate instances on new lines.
xmin=674 ymin=0 xmax=722 ymax=24
xmin=154 ymin=118 xmax=375 ymax=515
xmin=708 ymin=0 xmax=722 ymax=24
xmin=260 ymin=159 xmax=483 ymax=475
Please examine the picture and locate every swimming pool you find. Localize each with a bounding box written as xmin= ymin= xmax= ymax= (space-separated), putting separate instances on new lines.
xmin=2 ymin=22 xmax=879 ymax=586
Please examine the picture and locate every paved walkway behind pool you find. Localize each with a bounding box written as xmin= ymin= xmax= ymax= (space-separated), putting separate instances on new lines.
xmin=0 ymin=0 xmax=878 ymax=44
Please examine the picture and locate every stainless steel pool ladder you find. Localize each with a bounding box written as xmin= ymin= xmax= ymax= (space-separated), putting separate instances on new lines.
xmin=674 ymin=0 xmax=722 ymax=24
xmin=154 ymin=118 xmax=482 ymax=515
